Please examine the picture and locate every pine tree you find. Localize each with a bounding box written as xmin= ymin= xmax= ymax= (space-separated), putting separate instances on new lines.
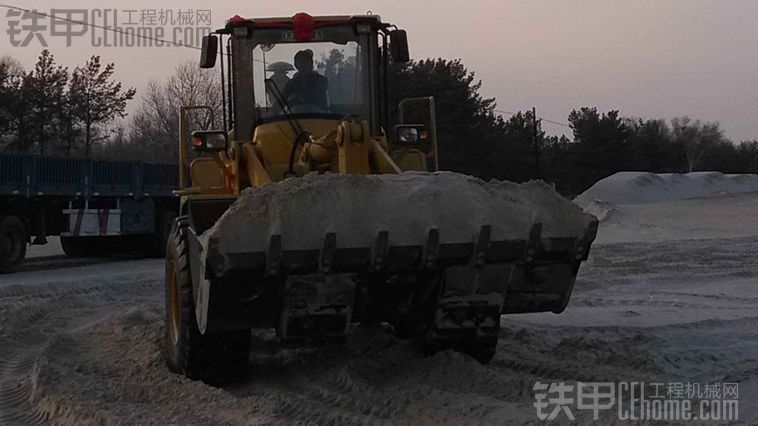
xmin=69 ymin=55 xmax=136 ymax=156
xmin=22 ymin=50 xmax=68 ymax=154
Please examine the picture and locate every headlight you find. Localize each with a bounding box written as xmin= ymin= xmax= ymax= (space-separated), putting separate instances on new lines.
xmin=393 ymin=125 xmax=429 ymax=145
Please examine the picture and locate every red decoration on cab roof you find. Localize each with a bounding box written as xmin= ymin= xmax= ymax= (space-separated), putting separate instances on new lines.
xmin=292 ymin=12 xmax=315 ymax=42
xmin=227 ymin=15 xmax=246 ymax=25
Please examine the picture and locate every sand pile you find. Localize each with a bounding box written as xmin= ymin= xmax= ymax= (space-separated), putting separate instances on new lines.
xmin=574 ymin=171 xmax=758 ymax=208
xmin=202 ymin=172 xmax=595 ymax=255
xmin=574 ymin=171 xmax=758 ymax=243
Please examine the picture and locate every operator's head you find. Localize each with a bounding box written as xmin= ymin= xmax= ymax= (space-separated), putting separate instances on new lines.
xmin=294 ymin=49 xmax=314 ymax=73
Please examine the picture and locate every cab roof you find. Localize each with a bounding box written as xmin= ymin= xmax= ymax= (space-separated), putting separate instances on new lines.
xmin=219 ymin=13 xmax=387 ymax=34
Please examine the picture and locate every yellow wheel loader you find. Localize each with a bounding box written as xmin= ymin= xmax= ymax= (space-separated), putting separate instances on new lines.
xmin=164 ymin=13 xmax=598 ymax=382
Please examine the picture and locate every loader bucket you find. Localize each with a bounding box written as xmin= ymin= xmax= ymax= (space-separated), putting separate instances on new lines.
xmin=186 ymin=172 xmax=598 ymax=348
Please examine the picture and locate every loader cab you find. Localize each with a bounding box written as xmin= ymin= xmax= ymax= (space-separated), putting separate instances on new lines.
xmin=253 ymin=42 xmax=366 ymax=119
xmin=181 ymin=13 xmax=437 ymax=193
xmin=200 ymin=14 xmax=428 ymax=141
xmin=214 ymin=14 xmax=391 ymax=141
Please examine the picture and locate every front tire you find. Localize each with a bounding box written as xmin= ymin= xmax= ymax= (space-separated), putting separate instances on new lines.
xmin=164 ymin=217 xmax=251 ymax=384
xmin=149 ymin=210 xmax=177 ymax=258
xmin=0 ymin=215 xmax=27 ymax=273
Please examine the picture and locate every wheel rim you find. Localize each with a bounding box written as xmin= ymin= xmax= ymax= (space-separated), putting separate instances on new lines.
xmin=167 ymin=263 xmax=181 ymax=345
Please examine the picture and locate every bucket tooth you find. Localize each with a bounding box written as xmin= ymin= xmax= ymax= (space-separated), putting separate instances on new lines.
xmin=371 ymin=230 xmax=389 ymax=271
xmin=320 ymin=232 xmax=337 ymax=273
xmin=474 ymin=225 xmax=491 ymax=266
xmin=424 ymin=228 xmax=440 ymax=268
xmin=524 ymin=223 xmax=542 ymax=263
xmin=267 ymin=234 xmax=282 ymax=275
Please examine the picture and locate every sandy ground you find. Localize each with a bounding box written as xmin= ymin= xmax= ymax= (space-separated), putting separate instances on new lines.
xmin=1 ymin=190 xmax=757 ymax=423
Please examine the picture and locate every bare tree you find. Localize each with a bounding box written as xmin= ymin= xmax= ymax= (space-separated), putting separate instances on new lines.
xmin=0 ymin=55 xmax=24 ymax=77
xmin=672 ymin=117 xmax=723 ymax=172
xmin=127 ymin=61 xmax=222 ymax=162
xmin=0 ymin=56 xmax=24 ymax=151
xmin=93 ymin=125 xmax=138 ymax=159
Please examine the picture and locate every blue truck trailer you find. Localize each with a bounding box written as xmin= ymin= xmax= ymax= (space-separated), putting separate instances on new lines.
xmin=0 ymin=153 xmax=178 ymax=272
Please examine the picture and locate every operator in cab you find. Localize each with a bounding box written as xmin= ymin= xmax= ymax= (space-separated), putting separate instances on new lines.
xmin=282 ymin=49 xmax=329 ymax=111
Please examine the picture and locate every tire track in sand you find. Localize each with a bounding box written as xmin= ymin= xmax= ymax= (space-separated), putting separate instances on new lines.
xmin=0 ymin=279 xmax=158 ymax=424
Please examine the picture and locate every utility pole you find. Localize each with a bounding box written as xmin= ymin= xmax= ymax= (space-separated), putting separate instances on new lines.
xmin=533 ymin=106 xmax=541 ymax=180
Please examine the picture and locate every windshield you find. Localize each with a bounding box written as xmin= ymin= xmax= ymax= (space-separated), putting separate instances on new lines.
xmin=252 ymin=41 xmax=369 ymax=123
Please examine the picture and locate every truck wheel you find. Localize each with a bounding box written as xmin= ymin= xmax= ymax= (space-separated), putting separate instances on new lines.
xmin=164 ymin=218 xmax=251 ymax=384
xmin=0 ymin=215 xmax=27 ymax=273
xmin=149 ymin=210 xmax=177 ymax=258
xmin=60 ymin=236 xmax=93 ymax=257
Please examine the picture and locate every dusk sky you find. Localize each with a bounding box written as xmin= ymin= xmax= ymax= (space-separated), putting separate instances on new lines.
xmin=2 ymin=0 xmax=757 ymax=141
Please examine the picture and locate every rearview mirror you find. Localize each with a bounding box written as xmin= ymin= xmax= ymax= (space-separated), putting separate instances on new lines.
xmin=393 ymin=124 xmax=429 ymax=145
xmin=389 ymin=30 xmax=410 ymax=63
xmin=191 ymin=130 xmax=227 ymax=152
xmin=199 ymin=35 xmax=218 ymax=68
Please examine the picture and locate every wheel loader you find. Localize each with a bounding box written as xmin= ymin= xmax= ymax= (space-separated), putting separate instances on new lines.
xmin=164 ymin=12 xmax=598 ymax=381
